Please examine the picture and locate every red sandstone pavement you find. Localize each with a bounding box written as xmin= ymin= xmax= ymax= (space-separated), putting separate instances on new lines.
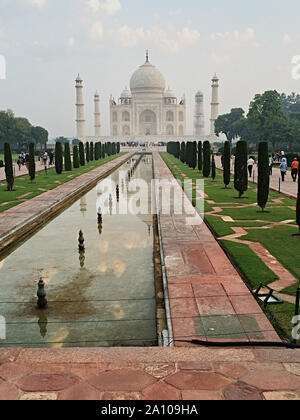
xmin=0 ymin=154 xmax=132 ymax=241
xmin=1 ymin=347 xmax=300 ymax=400
xmin=152 ymin=152 xmax=280 ymax=346
xmin=215 ymin=156 xmax=297 ymax=199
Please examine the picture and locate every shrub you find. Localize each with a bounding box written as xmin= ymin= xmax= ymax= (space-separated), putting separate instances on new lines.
xmin=29 ymin=142 xmax=36 ymax=181
xmin=79 ymin=142 xmax=85 ymax=166
xmin=212 ymin=154 xmax=216 ymax=180
xmin=198 ymin=141 xmax=203 ymax=172
xmin=257 ymin=141 xmax=270 ymax=212
xmin=86 ymin=142 xmax=90 ymax=163
xmin=223 ymin=141 xmax=231 ymax=188
xmin=4 ymin=142 xmax=14 ymax=191
xmin=90 ymin=142 xmax=94 ymax=161
xmin=234 ymin=140 xmax=248 ymax=198
xmin=64 ymin=142 xmax=72 ymax=171
xmin=180 ymin=142 xmax=186 ymax=163
xmin=55 ymin=142 xmax=63 ymax=174
xmin=73 ymin=145 xmax=80 ymax=168
xmin=203 ymin=141 xmax=211 ymax=177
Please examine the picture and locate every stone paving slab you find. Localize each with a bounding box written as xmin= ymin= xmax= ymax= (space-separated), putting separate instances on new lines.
xmin=152 ymin=152 xmax=280 ymax=346
xmin=1 ymin=348 xmax=300 ymax=400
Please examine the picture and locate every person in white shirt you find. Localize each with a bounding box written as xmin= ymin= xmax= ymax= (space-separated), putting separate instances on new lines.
xmin=247 ymin=157 xmax=255 ymax=178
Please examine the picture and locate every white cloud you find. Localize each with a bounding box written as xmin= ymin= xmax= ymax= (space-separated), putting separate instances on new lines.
xmin=178 ymin=27 xmax=200 ymax=45
xmin=211 ymin=28 xmax=258 ymax=47
xmin=112 ymin=25 xmax=200 ymax=53
xmin=87 ymin=0 xmax=121 ymax=16
xmin=282 ymin=33 xmax=292 ymax=44
xmin=90 ymin=21 xmax=104 ymax=40
xmin=67 ymin=37 xmax=75 ymax=48
xmin=24 ymin=0 xmax=47 ymax=8
xmin=116 ymin=26 xmax=145 ymax=47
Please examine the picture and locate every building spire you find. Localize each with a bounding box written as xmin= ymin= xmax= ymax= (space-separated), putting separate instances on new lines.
xmin=146 ymin=49 xmax=149 ymax=62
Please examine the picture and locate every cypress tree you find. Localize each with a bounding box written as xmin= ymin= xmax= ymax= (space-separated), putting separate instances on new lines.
xmin=187 ymin=142 xmax=192 ymax=167
xmin=95 ymin=143 xmax=99 ymax=161
xmin=297 ymin=166 xmax=300 ymax=234
xmin=4 ymin=142 xmax=14 ymax=191
xmin=117 ymin=143 xmax=120 ymax=153
xmin=192 ymin=142 xmax=197 ymax=169
xmin=73 ymin=145 xmax=80 ymax=168
xmin=102 ymin=143 xmax=105 ymax=159
xmin=79 ymin=142 xmax=85 ymax=166
xmin=257 ymin=141 xmax=270 ymax=212
xmin=223 ymin=141 xmax=231 ymax=188
xmin=86 ymin=142 xmax=90 ymax=163
xmin=180 ymin=142 xmax=186 ymax=163
xmin=29 ymin=142 xmax=36 ymax=181
xmin=203 ymin=141 xmax=211 ymax=177
xmin=212 ymin=154 xmax=216 ymax=181
xmin=64 ymin=142 xmax=72 ymax=171
xmin=55 ymin=142 xmax=63 ymax=175
xmin=198 ymin=141 xmax=203 ymax=172
xmin=234 ymin=140 xmax=248 ymax=198
xmin=90 ymin=142 xmax=94 ymax=161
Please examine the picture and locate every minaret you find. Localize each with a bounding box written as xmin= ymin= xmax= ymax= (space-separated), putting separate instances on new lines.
xmin=210 ymin=74 xmax=220 ymax=136
xmin=194 ymin=91 xmax=205 ymax=136
xmin=94 ymin=91 xmax=101 ymax=137
xmin=75 ymin=74 xmax=86 ymax=141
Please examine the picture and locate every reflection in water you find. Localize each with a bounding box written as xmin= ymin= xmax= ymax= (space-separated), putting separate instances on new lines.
xmin=80 ymin=196 xmax=87 ymax=216
xmin=38 ymin=313 xmax=48 ymax=338
xmin=0 ymin=155 xmax=156 ymax=348
xmin=79 ymin=250 xmax=85 ymax=268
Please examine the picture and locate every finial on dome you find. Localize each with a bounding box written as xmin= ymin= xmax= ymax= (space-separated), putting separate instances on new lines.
xmin=146 ymin=49 xmax=149 ymax=62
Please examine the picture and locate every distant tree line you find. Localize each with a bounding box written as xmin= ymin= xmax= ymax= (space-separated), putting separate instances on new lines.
xmin=0 ymin=109 xmax=48 ymax=152
xmin=215 ymin=91 xmax=300 ymax=152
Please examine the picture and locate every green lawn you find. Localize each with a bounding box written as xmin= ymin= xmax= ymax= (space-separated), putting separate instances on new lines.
xmin=0 ymin=154 xmax=124 ymax=213
xmin=161 ymin=152 xmax=300 ymax=343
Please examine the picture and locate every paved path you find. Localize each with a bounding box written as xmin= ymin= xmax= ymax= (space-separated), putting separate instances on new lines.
xmin=0 ymin=161 xmax=53 ymax=182
xmin=215 ymin=156 xmax=297 ymax=199
xmin=153 ymin=152 xmax=279 ymax=345
xmin=1 ymin=347 xmax=300 ymax=400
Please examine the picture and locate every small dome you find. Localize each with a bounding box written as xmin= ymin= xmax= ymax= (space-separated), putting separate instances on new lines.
xmin=212 ymin=73 xmax=219 ymax=81
xmin=130 ymin=59 xmax=166 ymax=93
xmin=120 ymin=87 xmax=132 ymax=98
xmin=164 ymin=86 xmax=176 ymax=98
xmin=76 ymin=74 xmax=82 ymax=82
xmin=196 ymin=90 xmax=203 ymax=98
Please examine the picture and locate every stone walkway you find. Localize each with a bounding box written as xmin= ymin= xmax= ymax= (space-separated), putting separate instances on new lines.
xmin=0 ymin=161 xmax=53 ymax=182
xmin=2 ymin=347 xmax=300 ymax=400
xmin=152 ymin=152 xmax=279 ymax=345
xmin=215 ymin=156 xmax=297 ymax=199
xmin=0 ymin=154 xmax=132 ymax=248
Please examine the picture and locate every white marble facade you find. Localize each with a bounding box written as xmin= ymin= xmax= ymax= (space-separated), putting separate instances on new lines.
xmin=109 ymin=53 xmax=186 ymax=138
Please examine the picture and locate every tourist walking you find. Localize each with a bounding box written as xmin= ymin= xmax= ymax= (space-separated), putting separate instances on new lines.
xmin=247 ymin=156 xmax=255 ymax=178
xmin=42 ymin=151 xmax=48 ymax=168
xmin=17 ymin=155 xmax=22 ymax=171
xmin=280 ymin=157 xmax=288 ymax=182
xmin=291 ymin=157 xmax=299 ymax=182
xmin=269 ymin=155 xmax=273 ymax=175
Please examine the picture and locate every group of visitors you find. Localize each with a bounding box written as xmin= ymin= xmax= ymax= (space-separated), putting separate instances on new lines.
xmin=16 ymin=152 xmax=29 ymax=171
xmin=247 ymin=153 xmax=299 ymax=183
xmin=39 ymin=151 xmax=54 ymax=167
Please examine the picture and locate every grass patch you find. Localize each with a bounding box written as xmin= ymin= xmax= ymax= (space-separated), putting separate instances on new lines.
xmin=243 ymin=226 xmax=300 ymax=295
xmin=0 ymin=154 xmax=124 ymax=213
xmin=221 ymin=240 xmax=279 ymax=288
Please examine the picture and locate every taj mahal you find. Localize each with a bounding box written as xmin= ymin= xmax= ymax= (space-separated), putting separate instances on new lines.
xmin=75 ymin=52 xmax=220 ymax=144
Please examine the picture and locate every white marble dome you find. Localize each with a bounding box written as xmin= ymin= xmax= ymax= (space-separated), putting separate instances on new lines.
xmin=130 ymin=60 xmax=166 ymax=92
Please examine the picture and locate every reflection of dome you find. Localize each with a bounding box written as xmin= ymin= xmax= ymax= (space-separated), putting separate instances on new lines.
xmin=120 ymin=87 xmax=132 ymax=98
xmin=130 ymin=59 xmax=166 ymax=93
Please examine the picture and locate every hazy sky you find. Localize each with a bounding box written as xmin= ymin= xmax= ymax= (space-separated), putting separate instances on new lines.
xmin=0 ymin=0 xmax=299 ymax=139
